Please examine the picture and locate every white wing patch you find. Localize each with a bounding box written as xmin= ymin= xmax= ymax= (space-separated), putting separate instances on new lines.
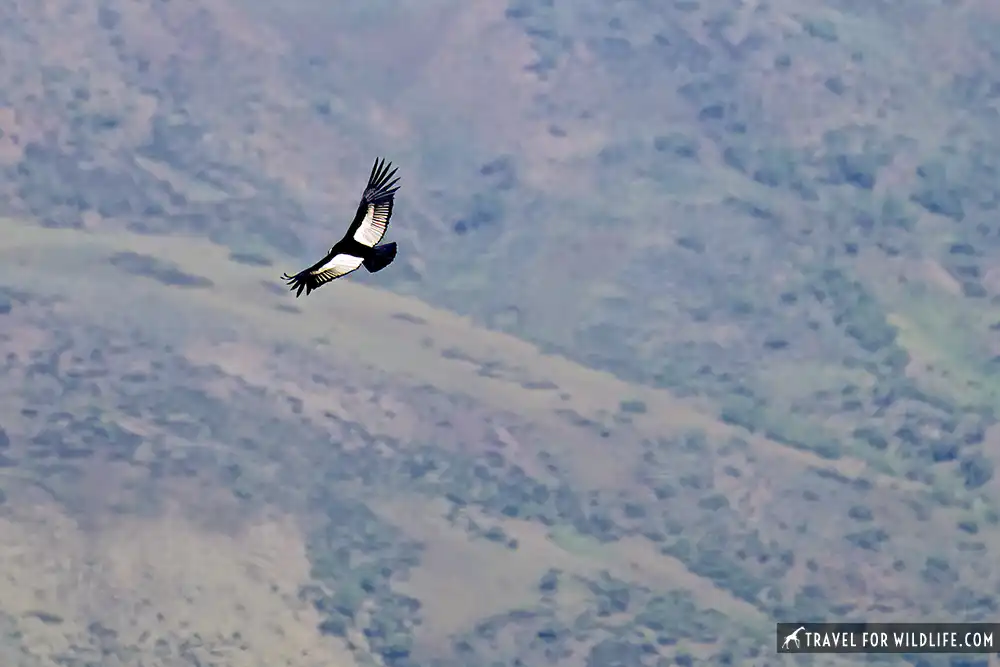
xmin=313 ymin=253 xmax=363 ymax=284
xmin=353 ymin=201 xmax=392 ymax=247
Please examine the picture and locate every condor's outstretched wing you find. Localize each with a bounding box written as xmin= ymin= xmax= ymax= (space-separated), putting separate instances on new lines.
xmin=280 ymin=251 xmax=364 ymax=298
xmin=345 ymin=157 xmax=400 ymax=248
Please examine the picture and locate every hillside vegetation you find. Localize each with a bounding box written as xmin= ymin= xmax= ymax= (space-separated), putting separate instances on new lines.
xmin=1 ymin=0 xmax=1000 ymax=666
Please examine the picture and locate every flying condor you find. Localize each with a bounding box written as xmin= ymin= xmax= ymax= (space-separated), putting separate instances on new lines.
xmin=281 ymin=158 xmax=401 ymax=297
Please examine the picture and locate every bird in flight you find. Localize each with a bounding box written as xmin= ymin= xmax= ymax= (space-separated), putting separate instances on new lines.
xmin=281 ymin=157 xmax=401 ymax=297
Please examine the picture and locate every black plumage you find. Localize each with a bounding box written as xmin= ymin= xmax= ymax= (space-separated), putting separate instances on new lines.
xmin=281 ymin=158 xmax=401 ymax=297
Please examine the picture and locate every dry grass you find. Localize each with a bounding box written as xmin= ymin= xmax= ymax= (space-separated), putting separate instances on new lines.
xmin=373 ymin=493 xmax=767 ymax=648
xmin=1 ymin=219 xmax=910 ymax=495
xmin=0 ymin=482 xmax=357 ymax=667
xmin=0 ymin=219 xmax=960 ymax=665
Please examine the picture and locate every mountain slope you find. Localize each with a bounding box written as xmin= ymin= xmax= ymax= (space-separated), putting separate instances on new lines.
xmin=0 ymin=221 xmax=996 ymax=666
xmin=2 ymin=0 xmax=1000 ymax=665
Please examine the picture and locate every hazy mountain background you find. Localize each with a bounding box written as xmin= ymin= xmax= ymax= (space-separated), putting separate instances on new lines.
xmin=0 ymin=0 xmax=999 ymax=665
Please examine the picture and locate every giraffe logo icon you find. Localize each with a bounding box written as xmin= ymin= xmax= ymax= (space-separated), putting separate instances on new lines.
xmin=782 ymin=626 xmax=807 ymax=650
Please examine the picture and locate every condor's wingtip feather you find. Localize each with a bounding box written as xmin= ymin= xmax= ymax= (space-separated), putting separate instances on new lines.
xmin=369 ymin=157 xmax=382 ymax=182
xmin=363 ymin=161 xmax=401 ymax=205
xmin=371 ymin=157 xmax=392 ymax=183
xmin=380 ymin=176 xmax=401 ymax=196
xmin=280 ymin=272 xmax=307 ymax=297
xmin=368 ymin=158 xmax=399 ymax=190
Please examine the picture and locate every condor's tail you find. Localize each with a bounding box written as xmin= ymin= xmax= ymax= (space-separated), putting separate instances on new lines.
xmin=363 ymin=242 xmax=397 ymax=273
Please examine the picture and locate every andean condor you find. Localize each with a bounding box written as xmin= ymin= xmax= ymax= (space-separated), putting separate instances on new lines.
xmin=281 ymin=157 xmax=401 ymax=297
